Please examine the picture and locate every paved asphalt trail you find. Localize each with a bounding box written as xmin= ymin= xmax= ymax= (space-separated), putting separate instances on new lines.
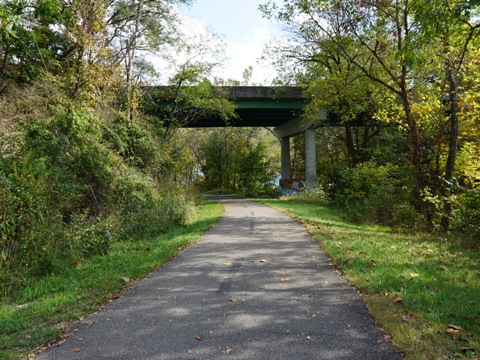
xmin=36 ymin=197 xmax=402 ymax=359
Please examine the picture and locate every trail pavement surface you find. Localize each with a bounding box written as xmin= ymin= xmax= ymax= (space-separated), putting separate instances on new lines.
xmin=36 ymin=197 xmax=402 ymax=359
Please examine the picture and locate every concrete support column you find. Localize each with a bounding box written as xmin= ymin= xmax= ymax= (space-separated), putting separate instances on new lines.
xmin=305 ymin=127 xmax=318 ymax=187
xmin=280 ymin=137 xmax=291 ymax=180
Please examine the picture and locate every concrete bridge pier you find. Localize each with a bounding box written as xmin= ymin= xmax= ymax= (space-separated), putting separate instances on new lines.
xmin=280 ymin=137 xmax=291 ymax=180
xmin=304 ymin=127 xmax=318 ymax=187
xmin=274 ymin=118 xmax=319 ymax=188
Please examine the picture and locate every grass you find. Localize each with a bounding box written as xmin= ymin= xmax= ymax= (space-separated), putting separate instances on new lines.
xmin=254 ymin=198 xmax=480 ymax=360
xmin=0 ymin=200 xmax=224 ymax=360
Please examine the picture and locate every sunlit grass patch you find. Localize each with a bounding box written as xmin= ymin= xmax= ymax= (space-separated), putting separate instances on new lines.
xmin=255 ymin=199 xmax=480 ymax=360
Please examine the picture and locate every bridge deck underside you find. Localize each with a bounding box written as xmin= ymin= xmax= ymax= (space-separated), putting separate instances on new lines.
xmin=185 ymin=106 xmax=305 ymax=128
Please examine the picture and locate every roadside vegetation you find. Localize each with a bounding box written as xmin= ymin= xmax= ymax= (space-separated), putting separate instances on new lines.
xmin=255 ymin=198 xmax=479 ymax=360
xmin=260 ymin=0 xmax=480 ymax=239
xmin=0 ymin=1 xmax=229 ymax=358
xmin=0 ymin=200 xmax=223 ymax=359
xmin=0 ymin=0 xmax=235 ymax=299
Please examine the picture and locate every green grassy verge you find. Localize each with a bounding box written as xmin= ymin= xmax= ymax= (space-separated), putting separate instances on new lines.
xmin=0 ymin=200 xmax=224 ymax=360
xmin=254 ymin=199 xmax=479 ymax=360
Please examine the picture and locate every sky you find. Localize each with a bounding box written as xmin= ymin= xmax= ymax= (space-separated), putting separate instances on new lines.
xmin=177 ymin=0 xmax=283 ymax=84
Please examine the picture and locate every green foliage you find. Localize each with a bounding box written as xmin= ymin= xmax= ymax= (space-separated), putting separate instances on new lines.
xmin=261 ymin=0 xmax=480 ymax=235
xmin=112 ymin=173 xmax=196 ymax=241
xmin=0 ymin=155 xmax=57 ymax=296
xmin=238 ymin=142 xmax=276 ymax=195
xmin=0 ymin=0 xmax=216 ymax=317
xmin=0 ymin=85 xmax=201 ymax=299
xmin=332 ymin=161 xmax=419 ymax=227
xmin=104 ymin=113 xmax=169 ymax=173
xmin=451 ymin=189 xmax=480 ymax=246
xmin=288 ymin=185 xmax=328 ymax=204
xmin=63 ymin=212 xmax=112 ymax=260
xmin=194 ymin=128 xmax=278 ymax=195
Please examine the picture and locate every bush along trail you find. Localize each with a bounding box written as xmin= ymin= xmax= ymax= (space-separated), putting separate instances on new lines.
xmin=254 ymin=199 xmax=480 ymax=360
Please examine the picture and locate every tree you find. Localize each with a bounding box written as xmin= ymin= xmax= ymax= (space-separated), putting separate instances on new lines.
xmin=412 ymin=0 xmax=480 ymax=229
xmin=106 ymin=0 xmax=191 ymax=119
xmin=0 ymin=0 xmax=68 ymax=82
xmin=261 ymin=0 xmax=480 ymax=223
xmin=194 ymin=127 xmax=277 ymax=194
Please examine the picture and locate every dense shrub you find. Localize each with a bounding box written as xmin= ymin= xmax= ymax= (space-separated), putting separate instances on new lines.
xmin=287 ymin=184 xmax=328 ymax=204
xmin=111 ymin=172 xmax=196 ymax=241
xmin=331 ymin=161 xmax=420 ymax=227
xmin=0 ymin=91 xmax=199 ymax=299
xmin=451 ymin=189 xmax=480 ymax=246
xmin=0 ymin=156 xmax=58 ymax=295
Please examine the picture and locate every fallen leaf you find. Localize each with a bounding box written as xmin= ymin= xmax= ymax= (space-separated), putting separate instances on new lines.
xmin=121 ymin=277 xmax=130 ymax=283
xmin=223 ymin=262 xmax=233 ymax=267
xmin=260 ymin=259 xmax=267 ymax=263
xmin=229 ymin=298 xmax=237 ymax=303
xmin=280 ymin=278 xmax=293 ymax=282
xmin=376 ymin=339 xmax=383 ymax=344
xmin=52 ymin=339 xmax=66 ymax=347
xmin=394 ymin=297 xmax=403 ymax=303
xmin=445 ymin=328 xmax=459 ymax=335
xmin=402 ymin=313 xmax=413 ymax=322
xmin=384 ymin=335 xmax=392 ymax=342
xmin=195 ymin=336 xmax=203 ymax=341
xmin=72 ymin=348 xmax=81 ymax=353
xmin=410 ymin=273 xmax=420 ymax=278
xmin=186 ymin=349 xmax=193 ymax=354
xmin=224 ymin=346 xmax=232 ymax=354
xmin=436 ymin=265 xmax=447 ymax=270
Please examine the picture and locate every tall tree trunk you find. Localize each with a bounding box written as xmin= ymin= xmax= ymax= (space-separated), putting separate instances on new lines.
xmin=126 ymin=0 xmax=144 ymax=122
xmin=345 ymin=123 xmax=357 ymax=167
xmin=441 ymin=63 xmax=459 ymax=230
xmin=401 ymin=86 xmax=426 ymax=209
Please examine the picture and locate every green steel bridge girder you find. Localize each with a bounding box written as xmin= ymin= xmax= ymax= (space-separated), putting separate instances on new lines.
xmin=143 ymin=86 xmax=309 ymax=128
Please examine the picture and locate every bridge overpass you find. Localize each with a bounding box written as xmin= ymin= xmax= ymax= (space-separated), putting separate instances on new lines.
xmin=144 ymin=86 xmax=329 ymax=186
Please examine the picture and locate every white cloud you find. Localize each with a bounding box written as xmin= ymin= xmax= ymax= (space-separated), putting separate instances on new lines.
xmin=224 ymin=26 xmax=278 ymax=85
xmin=147 ymin=5 xmax=281 ymax=85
